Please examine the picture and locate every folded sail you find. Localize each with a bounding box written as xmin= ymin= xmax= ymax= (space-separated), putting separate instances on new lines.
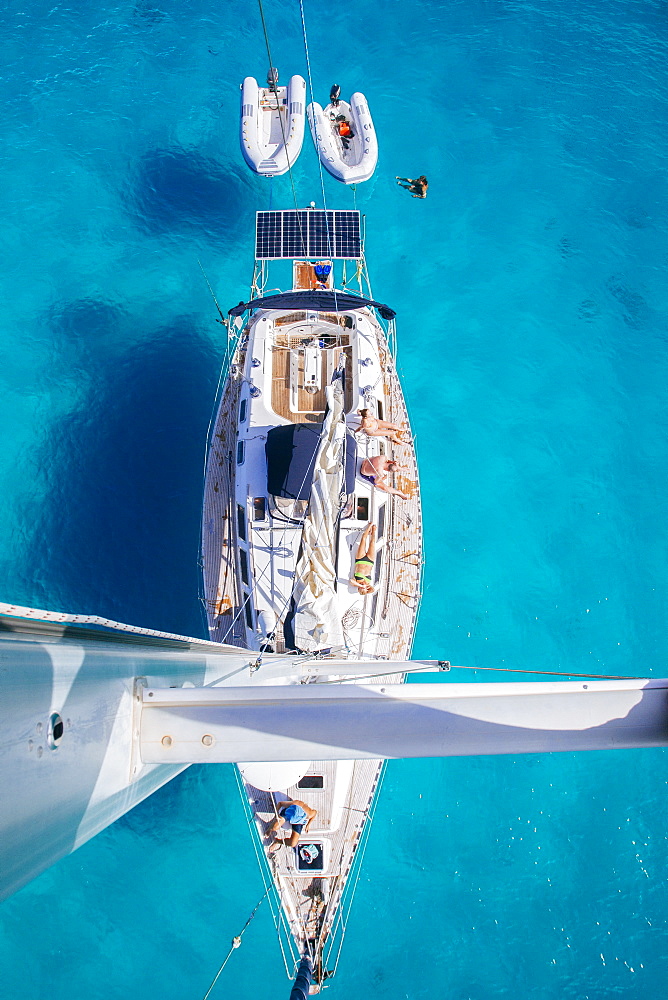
xmin=292 ymin=383 xmax=346 ymax=652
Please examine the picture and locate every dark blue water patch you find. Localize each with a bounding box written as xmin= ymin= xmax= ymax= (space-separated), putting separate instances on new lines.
xmin=606 ymin=274 xmax=650 ymax=329
xmin=577 ymin=298 xmax=601 ymax=322
xmin=127 ymin=146 xmax=258 ymax=245
xmin=558 ymin=235 xmax=580 ymax=259
xmin=133 ymin=0 xmax=168 ymax=25
xmin=47 ymin=298 xmax=127 ymax=364
xmin=20 ymin=317 xmax=222 ymax=638
xmin=116 ymin=763 xmax=241 ymax=841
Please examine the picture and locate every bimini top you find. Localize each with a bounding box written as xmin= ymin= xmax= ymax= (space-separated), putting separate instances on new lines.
xmin=266 ymin=423 xmax=357 ymax=500
xmin=255 ymin=209 xmax=361 ymax=259
xmin=228 ymin=289 xmax=396 ymax=320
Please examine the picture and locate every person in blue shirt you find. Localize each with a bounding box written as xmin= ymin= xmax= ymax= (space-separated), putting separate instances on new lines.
xmin=268 ymin=798 xmax=317 ymax=854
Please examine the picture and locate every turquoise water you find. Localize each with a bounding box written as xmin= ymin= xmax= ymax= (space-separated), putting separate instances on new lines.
xmin=1 ymin=0 xmax=667 ymax=996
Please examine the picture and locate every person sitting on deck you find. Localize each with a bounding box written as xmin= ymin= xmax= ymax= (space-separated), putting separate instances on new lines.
xmin=268 ymin=799 xmax=317 ymax=854
xmin=356 ymin=408 xmax=411 ymax=445
xmin=360 ymin=456 xmax=410 ymax=500
xmin=350 ymin=523 xmax=376 ymax=595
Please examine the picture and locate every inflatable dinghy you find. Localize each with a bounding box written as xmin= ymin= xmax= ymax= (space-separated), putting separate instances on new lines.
xmin=307 ymin=85 xmax=378 ymax=185
xmin=240 ymin=69 xmax=306 ymax=177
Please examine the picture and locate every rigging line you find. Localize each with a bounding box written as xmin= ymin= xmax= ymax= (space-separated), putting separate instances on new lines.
xmin=297 ymin=0 xmax=339 ymax=310
xmin=231 ymin=773 xmax=298 ymax=978
xmin=313 ymin=760 xmax=359 ymax=960
xmin=218 ymin=357 xmax=347 ymax=646
xmin=201 ymin=886 xmax=271 ymax=1000
xmin=221 ymin=385 xmax=348 ymax=648
xmin=326 ymin=774 xmax=382 ymax=976
xmin=313 ymin=663 xmax=644 ymax=684
xmin=268 ymin=801 xmax=317 ymax=961
xmin=198 ymin=259 xmax=226 ymax=323
xmin=256 ymin=0 xmax=304 ymax=234
xmin=448 ymin=664 xmax=645 ymax=681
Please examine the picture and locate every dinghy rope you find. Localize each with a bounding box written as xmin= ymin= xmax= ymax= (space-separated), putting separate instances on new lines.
xmin=256 ymin=0 xmax=304 ymax=232
xmin=298 ymin=0 xmax=340 ymax=313
xmin=200 ymin=886 xmax=271 ymax=1000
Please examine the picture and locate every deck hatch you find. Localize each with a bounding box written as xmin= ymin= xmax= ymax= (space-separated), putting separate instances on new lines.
xmin=295 ymin=843 xmax=325 ymax=872
xmin=297 ymin=774 xmax=324 ymax=789
xmin=255 ymin=210 xmax=361 ymax=260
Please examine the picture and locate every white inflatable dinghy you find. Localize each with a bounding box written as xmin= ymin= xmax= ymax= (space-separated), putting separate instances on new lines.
xmin=240 ymin=69 xmax=306 ymax=177
xmin=307 ymin=85 xmax=378 ymax=185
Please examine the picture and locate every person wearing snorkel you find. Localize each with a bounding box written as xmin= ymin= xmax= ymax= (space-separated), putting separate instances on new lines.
xmin=268 ymin=799 xmax=318 ymax=854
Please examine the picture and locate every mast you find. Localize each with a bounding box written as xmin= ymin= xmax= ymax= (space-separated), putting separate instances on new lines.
xmin=3 ymin=609 xmax=667 ymax=902
xmin=0 ymin=614 xmax=250 ymax=902
xmin=139 ymin=677 xmax=668 ymax=762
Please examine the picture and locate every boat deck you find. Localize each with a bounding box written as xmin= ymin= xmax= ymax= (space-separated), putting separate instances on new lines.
xmin=244 ymin=755 xmax=387 ymax=964
xmin=201 ymin=310 xmax=423 ymax=985
xmin=270 ymin=339 xmax=354 ymax=422
xmin=201 ymin=366 xmax=246 ymax=647
xmin=202 ymin=324 xmax=422 ymax=656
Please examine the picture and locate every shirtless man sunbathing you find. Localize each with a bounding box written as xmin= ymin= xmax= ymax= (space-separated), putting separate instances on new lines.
xmin=360 ymin=456 xmax=410 ymax=500
xmin=357 ymin=408 xmax=410 ymax=445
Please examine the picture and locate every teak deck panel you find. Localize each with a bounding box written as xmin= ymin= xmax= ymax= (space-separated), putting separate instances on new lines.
xmin=270 ymin=343 xmax=353 ymax=423
xmin=202 ymin=323 xmax=422 ymax=655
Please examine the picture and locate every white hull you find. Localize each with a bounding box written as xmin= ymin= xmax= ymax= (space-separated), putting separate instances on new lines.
xmin=307 ymin=94 xmax=378 ymax=185
xmin=202 ymin=300 xmax=421 ymax=656
xmin=240 ymin=75 xmax=306 ymax=176
xmin=201 ymin=249 xmax=422 ymax=987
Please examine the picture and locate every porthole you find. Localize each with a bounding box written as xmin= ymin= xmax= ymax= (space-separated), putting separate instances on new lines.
xmin=47 ymin=712 xmax=64 ymax=750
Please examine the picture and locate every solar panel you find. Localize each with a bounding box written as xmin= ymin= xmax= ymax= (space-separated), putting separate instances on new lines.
xmin=255 ymin=210 xmax=361 ymax=260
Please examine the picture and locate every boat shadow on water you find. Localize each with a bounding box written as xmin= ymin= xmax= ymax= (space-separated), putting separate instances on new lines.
xmin=126 ymin=146 xmax=259 ymax=243
xmin=22 ymin=314 xmax=220 ymax=638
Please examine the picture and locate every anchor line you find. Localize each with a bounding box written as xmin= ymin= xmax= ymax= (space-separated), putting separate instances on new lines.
xmin=297 ymin=0 xmax=340 ymax=312
xmin=201 ymin=886 xmax=271 ymax=1000
xmin=257 ymin=0 xmax=304 ymax=244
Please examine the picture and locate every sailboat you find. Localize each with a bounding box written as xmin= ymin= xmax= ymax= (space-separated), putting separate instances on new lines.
xmin=201 ymin=206 xmax=422 ymax=988
xmin=1 ymin=29 xmax=666 ymax=1000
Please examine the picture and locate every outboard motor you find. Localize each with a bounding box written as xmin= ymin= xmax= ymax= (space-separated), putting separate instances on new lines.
xmin=267 ymin=66 xmax=279 ymax=92
xmin=329 ymin=83 xmax=341 ymax=107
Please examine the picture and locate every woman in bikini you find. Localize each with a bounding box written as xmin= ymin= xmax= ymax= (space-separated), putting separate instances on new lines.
xmin=357 ymin=408 xmax=410 ymax=445
xmin=350 ymin=523 xmax=376 ymax=595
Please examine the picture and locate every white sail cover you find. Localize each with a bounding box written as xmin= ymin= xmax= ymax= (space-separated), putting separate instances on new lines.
xmin=292 ymin=383 xmax=346 ymax=653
